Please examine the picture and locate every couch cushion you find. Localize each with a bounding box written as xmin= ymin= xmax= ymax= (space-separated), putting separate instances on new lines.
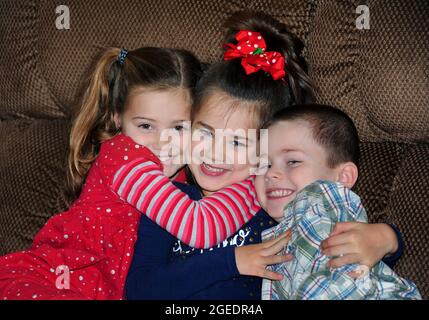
xmin=353 ymin=141 xmax=403 ymax=222
xmin=307 ymin=0 xmax=429 ymax=142
xmin=388 ymin=144 xmax=429 ymax=299
xmin=354 ymin=141 xmax=429 ymax=299
xmin=0 ymin=118 xmax=70 ymax=255
xmin=0 ymin=0 xmax=315 ymax=118
xmin=37 ymin=0 xmax=315 ymax=113
xmin=0 ymin=1 xmax=65 ymax=120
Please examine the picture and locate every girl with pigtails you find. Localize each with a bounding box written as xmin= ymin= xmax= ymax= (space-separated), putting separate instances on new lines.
xmin=125 ymin=11 xmax=404 ymax=300
xmin=0 ymin=46 xmax=267 ymax=300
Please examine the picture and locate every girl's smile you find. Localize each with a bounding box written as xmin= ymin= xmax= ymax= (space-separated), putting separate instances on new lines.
xmin=200 ymin=162 xmax=232 ymax=177
xmin=189 ymin=91 xmax=259 ymax=195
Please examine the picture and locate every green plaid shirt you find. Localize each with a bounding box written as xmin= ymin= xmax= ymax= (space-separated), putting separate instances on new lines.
xmin=261 ymin=180 xmax=421 ymax=300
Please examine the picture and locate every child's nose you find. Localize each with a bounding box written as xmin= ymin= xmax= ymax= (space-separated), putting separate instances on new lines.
xmin=156 ymin=131 xmax=172 ymax=147
xmin=146 ymin=137 xmax=167 ymax=155
xmin=154 ymin=141 xmax=171 ymax=158
xmin=211 ymin=139 xmax=227 ymax=164
xmin=265 ymin=166 xmax=282 ymax=181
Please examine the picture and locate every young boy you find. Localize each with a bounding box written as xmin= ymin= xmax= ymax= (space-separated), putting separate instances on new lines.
xmin=256 ymin=104 xmax=421 ymax=300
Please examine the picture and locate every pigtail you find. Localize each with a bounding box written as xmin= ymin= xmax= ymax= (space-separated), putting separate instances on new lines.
xmin=65 ymin=47 xmax=202 ymax=204
xmin=223 ymin=11 xmax=315 ymax=104
xmin=66 ymin=47 xmax=124 ymax=202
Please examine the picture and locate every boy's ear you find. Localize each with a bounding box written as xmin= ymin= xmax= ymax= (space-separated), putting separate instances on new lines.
xmin=337 ymin=162 xmax=358 ymax=189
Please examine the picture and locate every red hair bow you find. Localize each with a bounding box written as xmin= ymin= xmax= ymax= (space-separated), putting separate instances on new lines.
xmin=224 ymin=30 xmax=286 ymax=81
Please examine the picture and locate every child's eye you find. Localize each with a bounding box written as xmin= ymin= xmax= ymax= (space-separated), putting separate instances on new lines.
xmin=255 ymin=162 xmax=270 ymax=175
xmin=259 ymin=163 xmax=271 ymax=170
xmin=287 ymin=160 xmax=301 ymax=166
xmin=174 ymin=125 xmax=185 ymax=132
xmin=138 ymin=123 xmax=152 ymax=130
xmin=232 ymin=140 xmax=247 ymax=148
xmin=174 ymin=122 xmax=190 ymax=132
xmin=199 ymin=128 xmax=213 ymax=138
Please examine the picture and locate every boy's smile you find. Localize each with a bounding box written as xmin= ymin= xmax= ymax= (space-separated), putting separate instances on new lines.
xmin=265 ymin=187 xmax=295 ymax=200
xmin=257 ymin=119 xmax=340 ymax=221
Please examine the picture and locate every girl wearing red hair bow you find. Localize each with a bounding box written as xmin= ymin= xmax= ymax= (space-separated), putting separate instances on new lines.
xmin=0 ymin=45 xmax=265 ymax=299
xmin=125 ymin=11 xmax=404 ymax=300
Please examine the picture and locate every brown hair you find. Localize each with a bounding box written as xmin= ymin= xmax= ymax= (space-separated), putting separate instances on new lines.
xmin=266 ymin=104 xmax=360 ymax=168
xmin=66 ymin=47 xmax=202 ymax=202
xmin=192 ymin=11 xmax=315 ymax=129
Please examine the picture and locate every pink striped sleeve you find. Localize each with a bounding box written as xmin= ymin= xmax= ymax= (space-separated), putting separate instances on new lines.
xmin=109 ymin=158 xmax=261 ymax=249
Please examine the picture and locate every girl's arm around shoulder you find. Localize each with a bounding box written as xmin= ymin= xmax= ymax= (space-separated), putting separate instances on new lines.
xmin=98 ymin=134 xmax=261 ymax=249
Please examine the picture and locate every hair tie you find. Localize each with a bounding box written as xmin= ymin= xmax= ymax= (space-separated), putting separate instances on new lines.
xmin=223 ymin=30 xmax=286 ymax=81
xmin=117 ymin=48 xmax=128 ymax=65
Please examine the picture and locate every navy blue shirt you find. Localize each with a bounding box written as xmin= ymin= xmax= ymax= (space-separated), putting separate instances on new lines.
xmin=125 ymin=183 xmax=404 ymax=300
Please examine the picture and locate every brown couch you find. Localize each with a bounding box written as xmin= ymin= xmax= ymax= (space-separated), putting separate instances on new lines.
xmin=0 ymin=0 xmax=428 ymax=298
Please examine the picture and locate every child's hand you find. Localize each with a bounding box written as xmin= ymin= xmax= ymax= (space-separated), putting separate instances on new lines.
xmin=321 ymin=222 xmax=398 ymax=269
xmin=235 ymin=230 xmax=293 ymax=280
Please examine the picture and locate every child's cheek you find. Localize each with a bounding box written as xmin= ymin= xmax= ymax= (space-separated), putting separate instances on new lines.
xmin=181 ymin=130 xmax=192 ymax=163
xmin=255 ymin=175 xmax=267 ymax=209
xmin=189 ymin=134 xmax=207 ymax=164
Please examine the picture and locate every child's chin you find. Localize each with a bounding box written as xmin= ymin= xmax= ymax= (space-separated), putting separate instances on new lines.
xmin=164 ymin=165 xmax=183 ymax=178
xmin=197 ymin=180 xmax=223 ymax=193
xmin=266 ymin=203 xmax=289 ymax=220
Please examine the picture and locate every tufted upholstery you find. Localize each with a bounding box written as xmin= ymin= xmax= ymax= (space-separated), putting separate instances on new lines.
xmin=0 ymin=0 xmax=428 ymax=298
